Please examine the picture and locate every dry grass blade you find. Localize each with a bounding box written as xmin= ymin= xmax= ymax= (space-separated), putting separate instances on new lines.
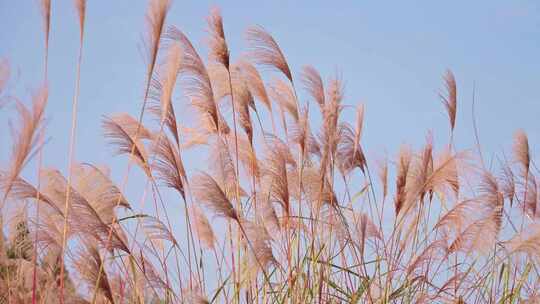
xmin=102 ymin=114 xmax=153 ymax=177
xmin=192 ymin=172 xmax=239 ymax=221
xmin=439 ymin=69 xmax=457 ymax=131
xmin=245 ymin=26 xmax=292 ymax=81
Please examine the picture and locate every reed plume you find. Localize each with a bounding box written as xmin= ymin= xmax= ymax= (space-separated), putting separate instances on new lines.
xmin=72 ymin=164 xmax=131 ymax=222
xmin=102 ymin=114 xmax=154 ymax=177
xmin=301 ymin=65 xmax=325 ymax=110
xmin=336 ymin=122 xmax=366 ymax=176
xmin=192 ymin=172 xmax=239 ymax=221
xmin=500 ymin=163 xmax=515 ymax=206
xmin=190 ymin=205 xmax=216 ymax=249
xmin=245 ymin=26 xmax=292 ymax=81
xmin=74 ymin=0 xmax=86 ymax=41
xmin=150 ymin=42 xmax=182 ymax=130
xmin=513 ymin=129 xmax=530 ymax=176
xmin=39 ymin=0 xmax=51 ymax=55
xmin=1 ymin=87 xmax=48 ymax=205
xmin=394 ymin=145 xmax=411 ymax=215
xmin=151 ymin=135 xmax=186 ymax=200
xmin=75 ymin=242 xmax=115 ymax=304
xmin=439 ymin=69 xmax=457 ymax=132
xmin=378 ymin=156 xmax=389 ymax=200
xmin=290 ymin=107 xmax=321 ymax=159
xmin=165 ymin=26 xmax=228 ymax=134
xmin=143 ymin=0 xmax=171 ymax=86
xmin=143 ymin=215 xmax=178 ymax=246
xmin=206 ymin=7 xmax=229 ymax=68
xmin=238 ymin=60 xmax=272 ymax=112
xmin=209 ymin=137 xmax=244 ymax=201
xmin=269 ymin=78 xmax=299 ymax=122
xmin=0 ymin=174 xmax=63 ymax=216
xmin=262 ymin=135 xmax=292 ymax=216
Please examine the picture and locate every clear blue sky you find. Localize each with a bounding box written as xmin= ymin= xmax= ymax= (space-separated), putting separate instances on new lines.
xmin=1 ymin=0 xmax=539 ymax=172
xmin=1 ymin=0 xmax=539 ymax=292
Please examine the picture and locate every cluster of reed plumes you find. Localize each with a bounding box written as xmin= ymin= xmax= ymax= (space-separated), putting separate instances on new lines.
xmin=1 ymin=0 xmax=539 ymax=303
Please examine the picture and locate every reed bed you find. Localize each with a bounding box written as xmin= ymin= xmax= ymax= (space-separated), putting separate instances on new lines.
xmin=0 ymin=1 xmax=539 ymax=303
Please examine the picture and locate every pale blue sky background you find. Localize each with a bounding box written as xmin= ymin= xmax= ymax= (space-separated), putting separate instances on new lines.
xmin=1 ymin=0 xmax=540 ymax=294
xmin=1 ymin=1 xmax=539 ymax=171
